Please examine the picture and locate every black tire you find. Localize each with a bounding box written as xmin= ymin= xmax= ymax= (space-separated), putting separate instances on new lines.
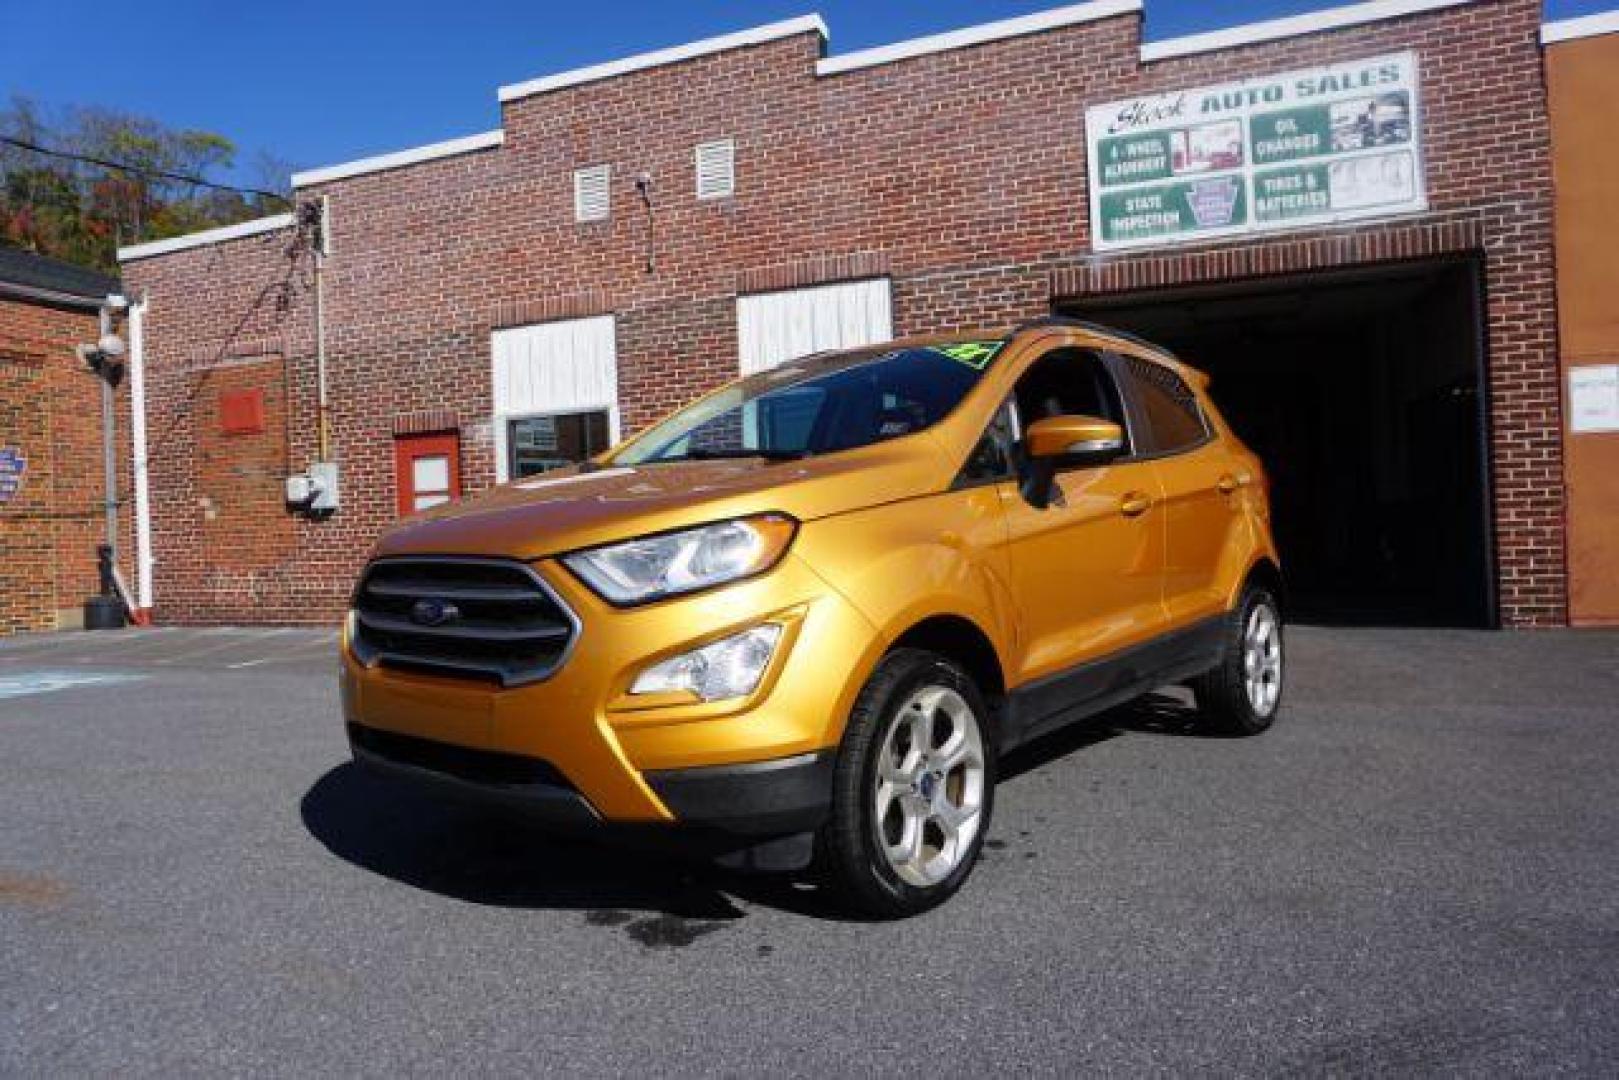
xmin=818 ymin=648 xmax=996 ymax=919
xmin=1192 ymin=585 xmax=1285 ymax=736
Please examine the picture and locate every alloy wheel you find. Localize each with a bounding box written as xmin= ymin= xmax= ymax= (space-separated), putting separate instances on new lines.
xmin=873 ymin=685 xmax=987 ymax=888
xmin=1243 ymin=602 xmax=1283 ymax=717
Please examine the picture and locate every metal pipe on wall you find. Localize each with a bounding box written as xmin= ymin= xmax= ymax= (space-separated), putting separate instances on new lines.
xmin=129 ymin=297 xmax=154 ymax=614
xmin=313 ymin=196 xmax=332 ymax=462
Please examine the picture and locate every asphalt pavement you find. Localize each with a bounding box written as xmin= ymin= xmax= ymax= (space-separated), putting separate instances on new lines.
xmin=3 ymin=623 xmax=1618 ymax=1075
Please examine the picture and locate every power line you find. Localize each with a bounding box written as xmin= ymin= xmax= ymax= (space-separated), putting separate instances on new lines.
xmin=0 ymin=134 xmax=293 ymax=206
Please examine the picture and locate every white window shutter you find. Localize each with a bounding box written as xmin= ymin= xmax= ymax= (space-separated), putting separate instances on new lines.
xmin=695 ymin=139 xmax=735 ymax=199
xmin=573 ymin=164 xmax=611 ymax=222
xmin=736 ymin=278 xmax=893 ymax=375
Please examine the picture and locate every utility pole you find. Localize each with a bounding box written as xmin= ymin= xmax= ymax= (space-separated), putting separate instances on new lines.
xmin=76 ymin=296 xmax=129 ymax=629
xmin=100 ymin=328 xmax=117 ymax=552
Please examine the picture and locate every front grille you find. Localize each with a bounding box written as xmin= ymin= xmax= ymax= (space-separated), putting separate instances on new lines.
xmin=350 ymin=557 xmax=579 ymax=686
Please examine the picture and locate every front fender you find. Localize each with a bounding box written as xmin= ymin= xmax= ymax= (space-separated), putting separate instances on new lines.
xmin=792 ymin=487 xmax=1016 ymax=738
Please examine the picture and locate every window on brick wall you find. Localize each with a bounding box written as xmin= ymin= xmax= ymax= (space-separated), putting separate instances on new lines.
xmin=695 ymin=139 xmax=735 ymax=199
xmin=574 ymin=164 xmax=611 ymax=222
xmin=736 ymin=278 xmax=893 ymax=375
xmin=491 ymin=315 xmax=620 ymax=483
xmin=508 ymin=410 xmax=612 ymax=478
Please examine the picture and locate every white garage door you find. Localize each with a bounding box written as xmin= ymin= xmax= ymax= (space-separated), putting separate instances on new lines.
xmin=736 ymin=278 xmax=893 ymax=375
xmin=491 ymin=315 xmax=619 ymax=483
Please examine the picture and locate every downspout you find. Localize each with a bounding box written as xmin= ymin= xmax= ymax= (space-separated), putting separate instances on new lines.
xmin=312 ymin=196 xmax=332 ymax=461
xmin=128 ymin=296 xmax=154 ymax=622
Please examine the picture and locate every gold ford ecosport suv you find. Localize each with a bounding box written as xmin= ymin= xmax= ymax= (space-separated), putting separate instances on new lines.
xmin=341 ymin=318 xmax=1284 ymax=917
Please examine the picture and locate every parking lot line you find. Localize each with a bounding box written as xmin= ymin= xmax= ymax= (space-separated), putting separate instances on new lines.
xmin=0 ymin=627 xmax=347 ymax=671
xmin=0 ymin=670 xmax=145 ymax=700
xmin=225 ymin=628 xmax=336 ymax=668
xmin=66 ymin=628 xmax=196 ymax=664
xmin=0 ymin=628 xmax=171 ymax=662
xmin=273 ymin=630 xmax=341 ymax=660
xmin=149 ymin=628 xmax=294 ymax=665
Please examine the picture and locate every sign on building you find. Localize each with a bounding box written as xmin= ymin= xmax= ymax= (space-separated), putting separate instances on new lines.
xmin=1086 ymin=52 xmax=1426 ymax=252
xmin=0 ymin=447 xmax=25 ymax=505
xmin=1569 ymin=365 xmax=1619 ymax=434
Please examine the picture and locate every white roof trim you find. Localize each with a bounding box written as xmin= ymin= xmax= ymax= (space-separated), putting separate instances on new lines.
xmin=816 ymin=0 xmax=1141 ymax=75
xmin=291 ymin=130 xmax=504 ymax=188
xmin=1542 ymin=9 xmax=1619 ymax=44
xmin=1141 ymin=0 xmax=1475 ymax=62
xmin=498 ymin=14 xmax=829 ymax=102
xmin=118 ymin=213 xmax=295 ymax=263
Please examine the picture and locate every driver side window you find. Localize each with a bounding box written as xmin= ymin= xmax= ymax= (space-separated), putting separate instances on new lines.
xmin=1010 ymin=348 xmax=1131 ymax=457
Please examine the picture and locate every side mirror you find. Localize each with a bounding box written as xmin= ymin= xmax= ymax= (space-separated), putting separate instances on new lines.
xmin=1025 ymin=415 xmax=1125 ymax=463
xmin=1021 ymin=414 xmax=1126 ymax=508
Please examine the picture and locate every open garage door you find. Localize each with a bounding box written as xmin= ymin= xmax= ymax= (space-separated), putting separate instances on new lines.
xmin=1063 ymin=258 xmax=1494 ymax=627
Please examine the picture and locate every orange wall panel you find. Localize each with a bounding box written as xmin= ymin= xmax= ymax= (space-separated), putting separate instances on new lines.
xmin=1548 ymin=32 xmax=1619 ymax=625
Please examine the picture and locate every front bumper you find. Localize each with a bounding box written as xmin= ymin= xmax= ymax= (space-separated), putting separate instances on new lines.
xmin=348 ymin=722 xmax=834 ymax=838
xmin=340 ymin=551 xmax=880 ymax=834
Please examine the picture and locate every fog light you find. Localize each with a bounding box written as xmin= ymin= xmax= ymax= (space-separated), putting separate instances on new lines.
xmin=630 ymin=624 xmax=783 ymax=703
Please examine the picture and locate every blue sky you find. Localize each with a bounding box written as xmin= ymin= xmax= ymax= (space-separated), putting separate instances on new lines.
xmin=2 ymin=0 xmax=1611 ymax=185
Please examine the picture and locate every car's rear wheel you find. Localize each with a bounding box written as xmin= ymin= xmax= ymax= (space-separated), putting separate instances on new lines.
xmin=819 ymin=648 xmax=994 ymax=918
xmin=1192 ymin=584 xmax=1284 ymax=735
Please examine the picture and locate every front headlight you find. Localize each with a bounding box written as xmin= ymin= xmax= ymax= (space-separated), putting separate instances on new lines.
xmin=561 ymin=514 xmax=797 ymax=605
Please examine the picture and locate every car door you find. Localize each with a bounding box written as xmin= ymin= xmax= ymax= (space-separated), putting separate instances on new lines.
xmin=1111 ymin=350 xmax=1244 ymax=626
xmin=995 ymin=345 xmax=1169 ymax=689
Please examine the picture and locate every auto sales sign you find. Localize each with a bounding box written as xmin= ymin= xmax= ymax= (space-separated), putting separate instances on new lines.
xmin=1085 ymin=52 xmax=1426 ymax=252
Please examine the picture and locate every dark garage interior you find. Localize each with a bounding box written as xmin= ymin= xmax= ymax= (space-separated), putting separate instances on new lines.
xmin=1065 ymin=258 xmax=1495 ymax=627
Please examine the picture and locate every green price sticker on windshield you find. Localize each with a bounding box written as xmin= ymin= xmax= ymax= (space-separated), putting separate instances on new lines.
xmin=929 ymin=341 xmax=1004 ymax=370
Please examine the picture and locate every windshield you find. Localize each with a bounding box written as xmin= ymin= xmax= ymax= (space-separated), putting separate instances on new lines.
xmin=613 ymin=341 xmax=1007 ymax=465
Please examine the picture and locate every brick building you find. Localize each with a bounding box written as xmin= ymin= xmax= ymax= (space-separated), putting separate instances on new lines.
xmin=0 ymin=249 xmax=124 ymax=633
xmin=116 ymin=0 xmax=1611 ymax=629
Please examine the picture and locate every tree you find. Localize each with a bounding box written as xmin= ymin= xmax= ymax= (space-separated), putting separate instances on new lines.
xmin=0 ymin=95 xmax=293 ymax=272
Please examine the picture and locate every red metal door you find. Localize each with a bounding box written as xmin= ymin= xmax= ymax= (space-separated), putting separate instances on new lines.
xmin=394 ymin=432 xmax=461 ymax=516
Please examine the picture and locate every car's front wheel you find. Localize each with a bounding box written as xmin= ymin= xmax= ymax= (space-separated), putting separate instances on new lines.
xmin=1193 ymin=583 xmax=1284 ymax=735
xmin=819 ymin=649 xmax=995 ymax=918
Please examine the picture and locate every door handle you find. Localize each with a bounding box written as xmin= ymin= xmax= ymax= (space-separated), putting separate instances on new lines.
xmin=1120 ymin=491 xmax=1152 ymax=517
xmin=1217 ymin=474 xmax=1239 ymax=494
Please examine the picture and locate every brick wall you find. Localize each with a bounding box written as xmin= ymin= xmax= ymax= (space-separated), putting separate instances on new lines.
xmin=122 ymin=0 xmax=1567 ymax=626
xmin=0 ymin=296 xmax=133 ymax=633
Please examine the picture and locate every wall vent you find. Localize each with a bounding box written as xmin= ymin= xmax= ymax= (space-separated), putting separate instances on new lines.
xmin=219 ymin=389 xmax=266 ymax=436
xmin=573 ymin=164 xmax=611 ymax=222
xmin=695 ymin=140 xmax=735 ymax=200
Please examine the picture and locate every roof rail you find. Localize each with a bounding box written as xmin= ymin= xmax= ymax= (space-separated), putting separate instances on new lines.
xmin=1012 ymin=315 xmax=1180 ymax=360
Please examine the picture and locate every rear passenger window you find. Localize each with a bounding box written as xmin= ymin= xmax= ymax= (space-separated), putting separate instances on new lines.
xmin=1121 ymin=355 xmax=1207 ymax=454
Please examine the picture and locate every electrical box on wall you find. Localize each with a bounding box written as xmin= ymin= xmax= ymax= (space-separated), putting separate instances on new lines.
xmin=285 ymin=474 xmax=315 ymax=505
xmin=308 ymin=462 xmax=339 ymax=511
xmin=285 ymin=462 xmax=340 ymax=514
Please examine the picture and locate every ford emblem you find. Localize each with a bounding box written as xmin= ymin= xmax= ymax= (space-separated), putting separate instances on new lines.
xmin=410 ymin=598 xmax=459 ymax=627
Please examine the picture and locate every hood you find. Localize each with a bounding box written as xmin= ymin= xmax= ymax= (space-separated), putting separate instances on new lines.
xmin=373 ymin=436 xmax=948 ymax=561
